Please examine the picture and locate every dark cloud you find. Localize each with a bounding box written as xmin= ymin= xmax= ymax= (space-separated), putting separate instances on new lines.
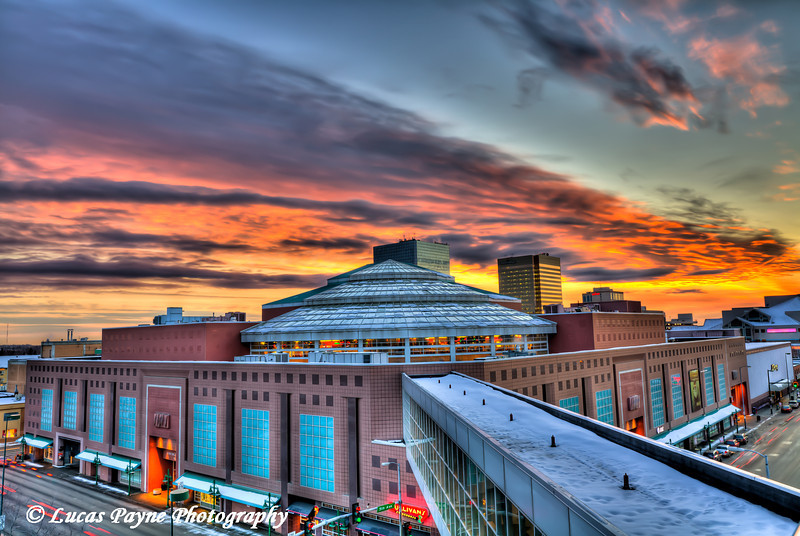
xmin=279 ymin=237 xmax=371 ymax=254
xmin=566 ymin=266 xmax=676 ymax=282
xmin=0 ymin=257 xmax=326 ymax=290
xmin=482 ymin=0 xmax=697 ymax=128
xmin=687 ymin=269 xmax=729 ymax=276
xmin=0 ymin=177 xmax=442 ymax=227
xmin=668 ymin=289 xmax=707 ymax=294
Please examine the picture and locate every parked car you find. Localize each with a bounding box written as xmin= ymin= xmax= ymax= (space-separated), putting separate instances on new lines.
xmin=789 ymin=399 xmax=799 ymax=409
xmin=781 ymin=403 xmax=793 ymax=413
xmin=723 ymin=438 xmax=740 ymax=448
xmin=703 ymin=450 xmax=721 ymax=461
xmin=733 ymin=433 xmax=748 ymax=445
xmin=716 ymin=445 xmax=733 ymax=458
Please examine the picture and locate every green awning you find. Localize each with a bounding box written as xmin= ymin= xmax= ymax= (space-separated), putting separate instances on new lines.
xmin=174 ymin=472 xmax=279 ymax=509
xmin=75 ymin=449 xmax=141 ymax=472
xmin=21 ymin=434 xmax=53 ymax=449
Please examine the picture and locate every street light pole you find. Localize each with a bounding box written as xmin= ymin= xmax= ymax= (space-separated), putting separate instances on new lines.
xmin=0 ymin=412 xmax=21 ymax=527
xmin=726 ymin=446 xmax=770 ymax=479
xmin=382 ymin=461 xmax=402 ymax=536
xmin=767 ymin=368 xmax=774 ymax=415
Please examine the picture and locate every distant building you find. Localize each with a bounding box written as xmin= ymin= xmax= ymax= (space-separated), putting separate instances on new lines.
xmin=667 ymin=318 xmax=741 ymax=342
xmin=667 ymin=313 xmax=697 ymax=328
xmin=541 ymin=311 xmax=665 ymax=353
xmin=41 ymin=330 xmax=101 ymax=358
xmin=102 ymin=321 xmax=255 ymax=361
xmin=722 ymin=295 xmax=800 ymax=356
xmin=497 ymin=253 xmax=562 ymax=314
xmin=581 ymin=286 xmax=624 ymax=303
xmin=153 ymin=307 xmax=246 ymax=325
xmin=373 ymin=238 xmax=450 ymax=274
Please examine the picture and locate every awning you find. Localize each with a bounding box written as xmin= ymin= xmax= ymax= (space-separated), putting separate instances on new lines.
xmin=770 ymin=379 xmax=791 ymax=392
xmin=317 ymin=507 xmax=346 ymax=522
xmin=355 ymin=518 xmax=396 ymax=536
xmin=356 ymin=518 xmax=425 ymax=536
xmin=21 ymin=434 xmax=52 ymax=449
xmin=287 ymin=501 xmax=316 ymax=517
xmin=654 ymin=404 xmax=741 ymax=445
xmin=174 ymin=472 xmax=279 ymax=509
xmin=75 ymin=449 xmax=141 ymax=472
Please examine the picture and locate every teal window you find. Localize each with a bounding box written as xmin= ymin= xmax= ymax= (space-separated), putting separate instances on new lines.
xmin=703 ymin=366 xmax=715 ymax=405
xmin=88 ymin=394 xmax=104 ymax=442
xmin=193 ymin=404 xmax=217 ymax=467
xmin=595 ymin=389 xmax=614 ymax=425
xmin=63 ymin=391 xmax=78 ymax=430
xmin=717 ymin=364 xmax=727 ymax=402
xmin=650 ymin=379 xmax=665 ymax=428
xmin=558 ymin=396 xmax=579 ymax=413
xmin=241 ymin=408 xmax=269 ymax=479
xmin=671 ymin=374 xmax=684 ymax=419
xmin=118 ymin=397 xmax=136 ymax=449
xmin=41 ymin=389 xmax=53 ymax=432
xmin=299 ymin=414 xmax=334 ymax=492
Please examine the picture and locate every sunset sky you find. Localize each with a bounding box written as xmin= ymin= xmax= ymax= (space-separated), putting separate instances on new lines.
xmin=1 ymin=0 xmax=799 ymax=344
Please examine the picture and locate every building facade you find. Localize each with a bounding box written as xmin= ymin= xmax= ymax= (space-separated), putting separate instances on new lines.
xmin=373 ymin=239 xmax=450 ymax=275
xmin=541 ymin=312 xmax=665 ymax=354
xmin=497 ymin=254 xmax=562 ymax=315
xmin=102 ymin=322 xmax=256 ymax=361
xmin=23 ymin=337 xmax=752 ymax=529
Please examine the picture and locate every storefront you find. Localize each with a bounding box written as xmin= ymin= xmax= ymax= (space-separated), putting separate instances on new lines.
xmin=654 ymin=404 xmax=742 ymax=449
xmin=174 ymin=471 xmax=279 ymax=518
xmin=20 ymin=433 xmax=53 ymax=462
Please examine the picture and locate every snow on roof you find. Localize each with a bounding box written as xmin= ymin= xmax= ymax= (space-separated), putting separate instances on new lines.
xmin=746 ymin=342 xmax=793 ymax=352
xmin=0 ymin=395 xmax=24 ymax=406
xmin=654 ymin=404 xmax=741 ymax=445
xmin=412 ymin=374 xmax=798 ymax=536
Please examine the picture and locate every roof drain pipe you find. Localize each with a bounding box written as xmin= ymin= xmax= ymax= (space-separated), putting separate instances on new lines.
xmin=622 ymin=473 xmax=635 ymax=490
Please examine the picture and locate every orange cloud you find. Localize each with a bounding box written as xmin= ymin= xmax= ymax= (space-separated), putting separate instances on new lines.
xmin=688 ymin=34 xmax=788 ymax=116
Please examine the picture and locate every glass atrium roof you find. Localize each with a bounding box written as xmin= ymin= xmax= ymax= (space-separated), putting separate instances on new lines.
xmin=244 ymin=260 xmax=555 ymax=341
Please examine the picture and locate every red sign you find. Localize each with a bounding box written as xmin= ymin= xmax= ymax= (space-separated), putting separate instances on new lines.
xmin=393 ymin=504 xmax=429 ymax=522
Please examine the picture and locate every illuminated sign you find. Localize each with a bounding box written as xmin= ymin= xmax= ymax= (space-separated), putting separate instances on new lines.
xmin=766 ymin=328 xmax=796 ymax=333
xmin=393 ymin=504 xmax=429 ymax=522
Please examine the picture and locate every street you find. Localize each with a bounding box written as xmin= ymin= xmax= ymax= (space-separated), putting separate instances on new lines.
xmin=0 ymin=460 xmax=265 ymax=536
xmin=723 ymin=405 xmax=800 ymax=488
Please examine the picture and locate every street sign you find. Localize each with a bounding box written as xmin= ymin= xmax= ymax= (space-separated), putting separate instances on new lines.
xmin=377 ymin=502 xmax=396 ymax=513
xmin=3 ymin=413 xmax=19 ymax=422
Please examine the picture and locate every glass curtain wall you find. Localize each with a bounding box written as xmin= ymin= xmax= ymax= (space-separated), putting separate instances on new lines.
xmin=404 ymin=395 xmax=546 ymax=536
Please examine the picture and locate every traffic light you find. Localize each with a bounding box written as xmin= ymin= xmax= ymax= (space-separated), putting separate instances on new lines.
xmin=793 ymin=381 xmax=798 ymax=390
xmin=351 ymin=503 xmax=362 ymax=525
xmin=402 ymin=522 xmax=412 ymax=536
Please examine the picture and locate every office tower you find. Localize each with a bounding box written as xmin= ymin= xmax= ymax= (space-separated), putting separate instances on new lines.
xmin=373 ymin=238 xmax=450 ymax=274
xmin=582 ymin=287 xmax=624 ymax=303
xmin=497 ymin=253 xmax=562 ymax=314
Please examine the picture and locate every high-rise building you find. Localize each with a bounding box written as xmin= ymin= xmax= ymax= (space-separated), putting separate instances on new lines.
xmin=373 ymin=238 xmax=450 ymax=274
xmin=497 ymin=253 xmax=562 ymax=314
xmin=582 ymin=286 xmax=624 ymax=303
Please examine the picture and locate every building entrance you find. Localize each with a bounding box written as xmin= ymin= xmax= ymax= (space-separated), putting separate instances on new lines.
xmin=58 ymin=438 xmax=81 ymax=467
xmin=624 ymin=417 xmax=645 ymax=436
xmin=147 ymin=436 xmax=177 ymax=493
